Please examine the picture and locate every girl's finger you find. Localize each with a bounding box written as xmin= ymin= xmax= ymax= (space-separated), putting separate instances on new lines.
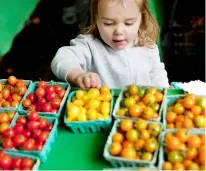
xmin=89 ymin=73 xmax=98 ymax=88
xmin=76 ymin=77 xmax=86 ymax=90
xmin=95 ymin=74 xmax=101 ymax=89
xmin=83 ymin=75 xmax=91 ymax=88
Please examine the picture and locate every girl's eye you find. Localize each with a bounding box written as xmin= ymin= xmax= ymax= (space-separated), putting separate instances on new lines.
xmin=125 ymin=23 xmax=134 ymax=26
xmin=104 ymin=23 xmax=113 ymax=26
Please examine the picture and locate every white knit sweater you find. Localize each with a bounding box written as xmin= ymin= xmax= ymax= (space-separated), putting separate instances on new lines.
xmin=51 ymin=34 xmax=169 ymax=88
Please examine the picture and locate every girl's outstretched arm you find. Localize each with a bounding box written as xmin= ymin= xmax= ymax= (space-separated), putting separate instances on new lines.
xmin=51 ymin=34 xmax=93 ymax=81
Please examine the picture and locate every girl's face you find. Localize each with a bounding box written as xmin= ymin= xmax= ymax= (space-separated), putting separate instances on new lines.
xmin=97 ymin=0 xmax=141 ymax=50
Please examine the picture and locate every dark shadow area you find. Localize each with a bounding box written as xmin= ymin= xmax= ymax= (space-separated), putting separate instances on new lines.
xmin=161 ymin=0 xmax=205 ymax=82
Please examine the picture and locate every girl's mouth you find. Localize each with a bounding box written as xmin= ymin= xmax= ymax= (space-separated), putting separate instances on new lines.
xmin=113 ymin=40 xmax=126 ymax=46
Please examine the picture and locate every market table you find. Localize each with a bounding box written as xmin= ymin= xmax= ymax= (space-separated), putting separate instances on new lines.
xmin=39 ymin=88 xmax=184 ymax=170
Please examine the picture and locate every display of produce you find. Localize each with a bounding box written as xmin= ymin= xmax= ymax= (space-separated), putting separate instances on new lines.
xmin=18 ymin=81 xmax=70 ymax=118
xmin=0 ymin=111 xmax=58 ymax=163
xmin=0 ymin=110 xmax=16 ymax=133
xmin=0 ymin=75 xmax=205 ymax=170
xmin=64 ymin=86 xmax=114 ymax=133
xmin=0 ymin=76 xmax=32 ymax=108
xmin=113 ymin=85 xmax=165 ymax=121
xmin=0 ymin=150 xmax=40 ymax=170
xmin=103 ymin=119 xmax=162 ymax=167
xmin=163 ymin=93 xmax=206 ymax=129
xmin=66 ymin=86 xmax=112 ymax=122
xmin=158 ymin=129 xmax=205 ymax=170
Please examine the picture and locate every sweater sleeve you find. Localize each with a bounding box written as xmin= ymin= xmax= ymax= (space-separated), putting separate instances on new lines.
xmin=51 ymin=34 xmax=93 ymax=81
xmin=148 ymin=45 xmax=170 ymax=88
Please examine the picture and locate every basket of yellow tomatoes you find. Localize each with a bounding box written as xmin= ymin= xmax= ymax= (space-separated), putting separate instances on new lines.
xmin=64 ymin=86 xmax=114 ymax=133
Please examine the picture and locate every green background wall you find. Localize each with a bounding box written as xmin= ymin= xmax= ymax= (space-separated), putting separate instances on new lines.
xmin=0 ymin=0 xmax=164 ymax=59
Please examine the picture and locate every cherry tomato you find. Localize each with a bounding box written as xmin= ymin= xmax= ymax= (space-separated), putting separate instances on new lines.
xmin=12 ymin=157 xmax=22 ymax=169
xmin=51 ymin=97 xmax=61 ymax=109
xmin=32 ymin=129 xmax=42 ymax=139
xmin=58 ymin=89 xmax=66 ymax=99
xmin=109 ymin=142 xmax=122 ymax=156
xmin=120 ymin=119 xmax=133 ymax=132
xmin=22 ymin=98 xmax=31 ymax=108
xmin=10 ymin=100 xmax=19 ymax=107
xmin=18 ymin=86 xmax=27 ymax=96
xmin=37 ymin=97 xmax=46 ymax=106
xmin=38 ymin=118 xmax=48 ymax=129
xmin=141 ymin=152 xmax=153 ymax=161
xmin=44 ymin=123 xmax=53 ymax=131
xmin=2 ymin=138 xmax=14 ymax=149
xmin=168 ymin=151 xmax=184 ymax=164
xmin=8 ymin=75 xmax=18 ymax=85
xmin=35 ymin=141 xmax=44 ymax=151
xmin=120 ymin=147 xmax=137 ymax=159
xmin=128 ymin=84 xmax=138 ymax=95
xmin=2 ymin=88 xmax=10 ymax=99
xmin=7 ymin=111 xmax=15 ymax=121
xmin=35 ymin=88 xmax=45 ymax=98
xmin=23 ymin=139 xmax=35 ymax=151
xmin=0 ymin=113 xmax=9 ymax=123
xmin=16 ymin=79 xmax=26 ymax=87
xmin=0 ymin=123 xmax=10 ymax=133
xmin=46 ymin=91 xmax=56 ymax=102
xmin=148 ymin=123 xmax=161 ymax=137
xmin=38 ymin=131 xmax=49 ymax=143
xmin=23 ymin=129 xmax=32 ymax=138
xmin=26 ymin=93 xmax=36 ymax=103
xmin=28 ymin=111 xmax=39 ymax=121
xmin=126 ymin=129 xmax=139 ymax=142
xmin=41 ymin=103 xmax=52 ymax=112
xmin=3 ymin=128 xmax=15 ymax=138
xmin=13 ymin=134 xmax=27 ymax=147
xmin=16 ymin=116 xmax=27 ymax=125
xmin=54 ymin=85 xmax=63 ymax=93
xmin=38 ymin=81 xmax=47 ymax=89
xmin=27 ymin=121 xmax=40 ymax=131
xmin=13 ymin=124 xmax=24 ymax=134
xmin=0 ymin=150 xmax=5 ymax=157
xmin=142 ymin=93 xmax=156 ymax=105
xmin=21 ymin=157 xmax=34 ymax=169
xmin=0 ymin=154 xmax=12 ymax=170
xmin=45 ymin=85 xmax=55 ymax=94
xmin=27 ymin=104 xmax=37 ymax=111
xmin=144 ymin=138 xmax=158 ymax=153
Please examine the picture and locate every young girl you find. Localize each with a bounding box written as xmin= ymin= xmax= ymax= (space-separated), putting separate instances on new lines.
xmin=51 ymin=0 xmax=169 ymax=89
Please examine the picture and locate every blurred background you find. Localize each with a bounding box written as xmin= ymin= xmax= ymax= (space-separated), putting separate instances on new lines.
xmin=0 ymin=0 xmax=205 ymax=83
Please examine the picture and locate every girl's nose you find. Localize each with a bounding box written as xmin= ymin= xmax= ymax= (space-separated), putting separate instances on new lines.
xmin=114 ymin=25 xmax=123 ymax=35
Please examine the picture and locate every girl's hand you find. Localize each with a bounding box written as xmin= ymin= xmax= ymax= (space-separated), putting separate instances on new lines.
xmin=74 ymin=72 xmax=101 ymax=90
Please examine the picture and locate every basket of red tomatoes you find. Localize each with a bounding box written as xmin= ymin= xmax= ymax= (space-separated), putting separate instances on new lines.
xmin=18 ymin=80 xmax=70 ymax=118
xmin=0 ymin=111 xmax=58 ymax=163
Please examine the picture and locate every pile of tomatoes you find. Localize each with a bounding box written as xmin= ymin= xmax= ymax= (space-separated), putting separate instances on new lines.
xmin=22 ymin=81 xmax=66 ymax=113
xmin=108 ymin=119 xmax=161 ymax=161
xmin=165 ymin=94 xmax=206 ymax=129
xmin=116 ymin=85 xmax=164 ymax=120
xmin=66 ymin=86 xmax=112 ymax=122
xmin=0 ymin=150 xmax=36 ymax=170
xmin=0 ymin=111 xmax=53 ymax=151
xmin=162 ymin=129 xmax=205 ymax=170
xmin=0 ymin=111 xmax=15 ymax=134
xmin=0 ymin=76 xmax=28 ymax=108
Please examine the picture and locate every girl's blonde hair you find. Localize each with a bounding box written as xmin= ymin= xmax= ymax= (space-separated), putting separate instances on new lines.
xmin=82 ymin=0 xmax=160 ymax=46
